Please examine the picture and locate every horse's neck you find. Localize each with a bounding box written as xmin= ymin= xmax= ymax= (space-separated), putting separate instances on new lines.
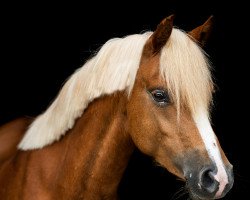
xmin=47 ymin=91 xmax=134 ymax=199
xmin=0 ymin=92 xmax=134 ymax=199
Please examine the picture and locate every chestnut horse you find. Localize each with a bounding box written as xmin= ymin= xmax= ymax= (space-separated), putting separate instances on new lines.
xmin=0 ymin=16 xmax=233 ymax=200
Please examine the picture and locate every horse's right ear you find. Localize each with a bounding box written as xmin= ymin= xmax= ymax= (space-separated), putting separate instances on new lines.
xmin=144 ymin=15 xmax=174 ymax=56
xmin=188 ymin=16 xmax=214 ymax=47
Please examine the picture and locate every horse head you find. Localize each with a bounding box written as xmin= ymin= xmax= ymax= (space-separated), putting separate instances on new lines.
xmin=127 ymin=15 xmax=233 ymax=199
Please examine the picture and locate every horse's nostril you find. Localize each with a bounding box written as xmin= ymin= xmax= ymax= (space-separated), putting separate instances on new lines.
xmin=200 ymin=168 xmax=219 ymax=194
xmin=201 ymin=170 xmax=214 ymax=188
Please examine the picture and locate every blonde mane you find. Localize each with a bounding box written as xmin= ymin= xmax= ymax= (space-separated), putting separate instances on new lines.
xmin=18 ymin=33 xmax=152 ymax=150
xmin=18 ymin=28 xmax=213 ymax=150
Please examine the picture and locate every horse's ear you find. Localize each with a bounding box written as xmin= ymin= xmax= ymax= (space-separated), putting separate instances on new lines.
xmin=150 ymin=15 xmax=174 ymax=54
xmin=188 ymin=16 xmax=214 ymax=47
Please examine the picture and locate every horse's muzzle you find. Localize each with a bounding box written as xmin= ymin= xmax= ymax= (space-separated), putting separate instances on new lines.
xmin=186 ymin=164 xmax=234 ymax=199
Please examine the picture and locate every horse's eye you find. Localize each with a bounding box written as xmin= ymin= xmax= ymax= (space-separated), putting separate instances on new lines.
xmin=150 ymin=89 xmax=169 ymax=106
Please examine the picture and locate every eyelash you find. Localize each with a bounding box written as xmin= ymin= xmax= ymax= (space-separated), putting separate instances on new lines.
xmin=149 ymin=89 xmax=169 ymax=106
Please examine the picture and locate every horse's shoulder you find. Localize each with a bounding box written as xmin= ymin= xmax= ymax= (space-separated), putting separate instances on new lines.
xmin=0 ymin=117 xmax=32 ymax=163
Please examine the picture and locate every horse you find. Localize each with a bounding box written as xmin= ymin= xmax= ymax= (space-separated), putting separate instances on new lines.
xmin=0 ymin=15 xmax=233 ymax=200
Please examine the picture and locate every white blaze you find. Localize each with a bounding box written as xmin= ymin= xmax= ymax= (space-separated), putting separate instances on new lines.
xmin=194 ymin=110 xmax=228 ymax=198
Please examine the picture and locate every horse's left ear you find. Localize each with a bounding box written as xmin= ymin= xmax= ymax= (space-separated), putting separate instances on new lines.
xmin=151 ymin=15 xmax=174 ymax=53
xmin=188 ymin=16 xmax=214 ymax=47
xmin=143 ymin=15 xmax=174 ymax=56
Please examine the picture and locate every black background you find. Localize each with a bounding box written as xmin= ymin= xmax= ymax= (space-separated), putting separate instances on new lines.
xmin=1 ymin=1 xmax=249 ymax=199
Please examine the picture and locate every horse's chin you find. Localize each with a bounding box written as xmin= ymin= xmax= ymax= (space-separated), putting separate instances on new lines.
xmin=187 ymin=189 xmax=219 ymax=200
xmin=188 ymin=192 xmax=210 ymax=200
